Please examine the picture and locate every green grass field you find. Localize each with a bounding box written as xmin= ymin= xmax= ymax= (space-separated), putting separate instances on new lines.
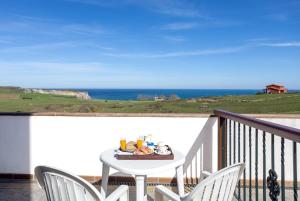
xmin=0 ymin=88 xmax=300 ymax=114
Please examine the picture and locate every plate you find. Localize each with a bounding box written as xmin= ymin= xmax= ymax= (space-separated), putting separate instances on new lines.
xmin=119 ymin=147 xmax=135 ymax=153
xmin=155 ymin=150 xmax=172 ymax=155
xmin=134 ymin=148 xmax=154 ymax=155
xmin=115 ymin=149 xmax=133 ymax=155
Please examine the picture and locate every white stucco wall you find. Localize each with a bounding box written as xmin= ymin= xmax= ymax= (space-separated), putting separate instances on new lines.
xmin=0 ymin=115 xmax=299 ymax=181
xmin=0 ymin=115 xmax=218 ymax=178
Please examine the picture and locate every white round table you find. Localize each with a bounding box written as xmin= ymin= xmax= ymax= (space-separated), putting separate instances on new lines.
xmin=100 ymin=149 xmax=185 ymax=201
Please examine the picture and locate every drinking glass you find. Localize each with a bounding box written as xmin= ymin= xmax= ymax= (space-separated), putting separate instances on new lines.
xmin=137 ymin=137 xmax=143 ymax=149
xmin=120 ymin=138 xmax=126 ymax=151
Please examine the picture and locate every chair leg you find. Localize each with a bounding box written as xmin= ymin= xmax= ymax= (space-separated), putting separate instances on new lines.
xmin=119 ymin=191 xmax=129 ymax=201
xmin=101 ymin=163 xmax=110 ymax=198
xmin=176 ymin=165 xmax=185 ymax=197
xmin=155 ymin=191 xmax=164 ymax=201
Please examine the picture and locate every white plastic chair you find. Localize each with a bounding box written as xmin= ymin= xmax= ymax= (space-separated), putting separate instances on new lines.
xmin=155 ymin=163 xmax=245 ymax=201
xmin=35 ymin=166 xmax=129 ymax=201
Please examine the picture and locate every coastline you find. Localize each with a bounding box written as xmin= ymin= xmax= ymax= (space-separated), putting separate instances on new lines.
xmin=70 ymin=88 xmax=262 ymax=100
xmin=0 ymin=87 xmax=300 ymax=114
xmin=12 ymin=87 xmax=300 ymax=101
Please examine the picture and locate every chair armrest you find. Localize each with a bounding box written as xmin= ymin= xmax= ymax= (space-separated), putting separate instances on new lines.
xmin=199 ymin=170 xmax=212 ymax=182
xmin=155 ymin=185 xmax=181 ymax=201
xmin=201 ymin=171 xmax=212 ymax=178
xmin=105 ymin=185 xmax=129 ymax=201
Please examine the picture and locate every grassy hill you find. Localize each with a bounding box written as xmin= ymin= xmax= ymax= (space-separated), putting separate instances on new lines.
xmin=0 ymin=87 xmax=300 ymax=114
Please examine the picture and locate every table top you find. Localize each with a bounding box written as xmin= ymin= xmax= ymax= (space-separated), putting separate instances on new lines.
xmin=100 ymin=149 xmax=185 ymax=175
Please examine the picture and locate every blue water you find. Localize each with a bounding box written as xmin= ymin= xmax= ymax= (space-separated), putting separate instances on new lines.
xmin=71 ymin=89 xmax=261 ymax=100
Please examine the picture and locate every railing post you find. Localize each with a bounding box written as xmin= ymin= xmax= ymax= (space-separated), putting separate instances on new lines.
xmin=218 ymin=116 xmax=227 ymax=170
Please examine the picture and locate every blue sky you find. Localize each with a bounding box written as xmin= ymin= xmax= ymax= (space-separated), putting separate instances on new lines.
xmin=0 ymin=0 xmax=300 ymax=89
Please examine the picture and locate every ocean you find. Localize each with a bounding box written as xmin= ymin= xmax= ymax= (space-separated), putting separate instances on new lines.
xmin=71 ymin=89 xmax=261 ymax=100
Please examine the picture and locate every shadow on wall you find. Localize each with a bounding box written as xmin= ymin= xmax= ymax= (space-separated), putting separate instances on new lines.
xmin=0 ymin=114 xmax=32 ymax=201
xmin=183 ymin=117 xmax=217 ymax=184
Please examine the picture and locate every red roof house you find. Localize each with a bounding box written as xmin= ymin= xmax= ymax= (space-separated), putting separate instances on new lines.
xmin=265 ymin=84 xmax=288 ymax=94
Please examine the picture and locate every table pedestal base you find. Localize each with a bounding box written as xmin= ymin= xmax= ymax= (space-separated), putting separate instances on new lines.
xmin=135 ymin=175 xmax=147 ymax=201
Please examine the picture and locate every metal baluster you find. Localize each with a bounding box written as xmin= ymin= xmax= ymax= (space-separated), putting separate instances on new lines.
xmin=281 ymin=138 xmax=285 ymax=201
xmin=271 ymin=134 xmax=275 ymax=171
xmin=243 ymin=124 xmax=246 ymax=201
xmin=268 ymin=133 xmax=280 ymax=201
xmin=249 ymin=126 xmax=252 ymax=201
xmin=229 ymin=120 xmax=232 ymax=165
xmin=293 ymin=141 xmax=298 ymax=201
xmin=263 ymin=132 xmax=266 ymax=201
xmin=255 ymin=129 xmax=258 ymax=201
xmin=238 ymin=123 xmax=241 ymax=200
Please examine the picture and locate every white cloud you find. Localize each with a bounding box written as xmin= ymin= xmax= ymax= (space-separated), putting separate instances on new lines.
xmin=0 ymin=15 xmax=108 ymax=37
xmin=266 ymin=14 xmax=288 ymax=22
xmin=259 ymin=41 xmax=300 ymax=47
xmin=62 ymin=24 xmax=105 ymax=35
xmin=246 ymin=38 xmax=272 ymax=42
xmin=66 ymin=0 xmax=117 ymax=6
xmin=0 ymin=61 xmax=152 ymax=88
xmin=163 ymin=35 xmax=187 ymax=42
xmin=0 ymin=40 xmax=114 ymax=54
xmin=0 ymin=41 xmax=79 ymax=53
xmin=0 ymin=61 xmax=149 ymax=77
xmin=148 ymin=1 xmax=202 ymax=18
xmin=161 ymin=18 xmax=240 ymax=31
xmin=66 ymin=0 xmax=203 ymax=18
xmin=0 ymin=61 xmax=106 ymax=74
xmin=162 ymin=22 xmax=198 ymax=30
xmin=103 ymin=46 xmax=246 ymax=58
xmin=0 ymin=39 xmax=12 ymax=44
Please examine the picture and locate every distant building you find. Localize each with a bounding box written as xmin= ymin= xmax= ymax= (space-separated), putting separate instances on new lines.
xmin=167 ymin=94 xmax=180 ymax=101
xmin=154 ymin=95 xmax=166 ymax=101
xmin=265 ymin=84 xmax=288 ymax=94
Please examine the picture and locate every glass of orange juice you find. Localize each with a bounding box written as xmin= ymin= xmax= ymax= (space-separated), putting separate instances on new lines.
xmin=137 ymin=137 xmax=143 ymax=149
xmin=120 ymin=138 xmax=126 ymax=151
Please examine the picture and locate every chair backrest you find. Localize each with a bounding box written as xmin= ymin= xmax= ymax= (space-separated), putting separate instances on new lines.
xmin=35 ymin=166 xmax=103 ymax=201
xmin=184 ymin=163 xmax=245 ymax=201
xmin=183 ymin=118 xmax=217 ymax=182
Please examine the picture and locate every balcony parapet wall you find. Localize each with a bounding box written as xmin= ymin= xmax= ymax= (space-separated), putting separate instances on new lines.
xmin=1 ymin=112 xmax=300 ymax=118
xmin=0 ymin=114 xmax=299 ymax=183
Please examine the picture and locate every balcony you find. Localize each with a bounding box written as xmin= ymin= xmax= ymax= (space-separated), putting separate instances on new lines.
xmin=0 ymin=110 xmax=299 ymax=201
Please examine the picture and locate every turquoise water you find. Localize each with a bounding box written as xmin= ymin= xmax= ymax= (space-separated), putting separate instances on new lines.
xmin=71 ymin=89 xmax=261 ymax=100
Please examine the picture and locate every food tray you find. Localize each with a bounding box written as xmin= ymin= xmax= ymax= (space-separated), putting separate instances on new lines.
xmin=115 ymin=147 xmax=174 ymax=160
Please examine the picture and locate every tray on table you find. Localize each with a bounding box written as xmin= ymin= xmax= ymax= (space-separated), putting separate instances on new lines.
xmin=115 ymin=147 xmax=174 ymax=160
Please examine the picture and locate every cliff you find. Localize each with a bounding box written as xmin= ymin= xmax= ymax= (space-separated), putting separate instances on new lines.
xmin=25 ymin=88 xmax=91 ymax=100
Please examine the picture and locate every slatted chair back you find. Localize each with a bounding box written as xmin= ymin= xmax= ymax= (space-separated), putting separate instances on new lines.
xmin=184 ymin=163 xmax=245 ymax=201
xmin=35 ymin=166 xmax=103 ymax=201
